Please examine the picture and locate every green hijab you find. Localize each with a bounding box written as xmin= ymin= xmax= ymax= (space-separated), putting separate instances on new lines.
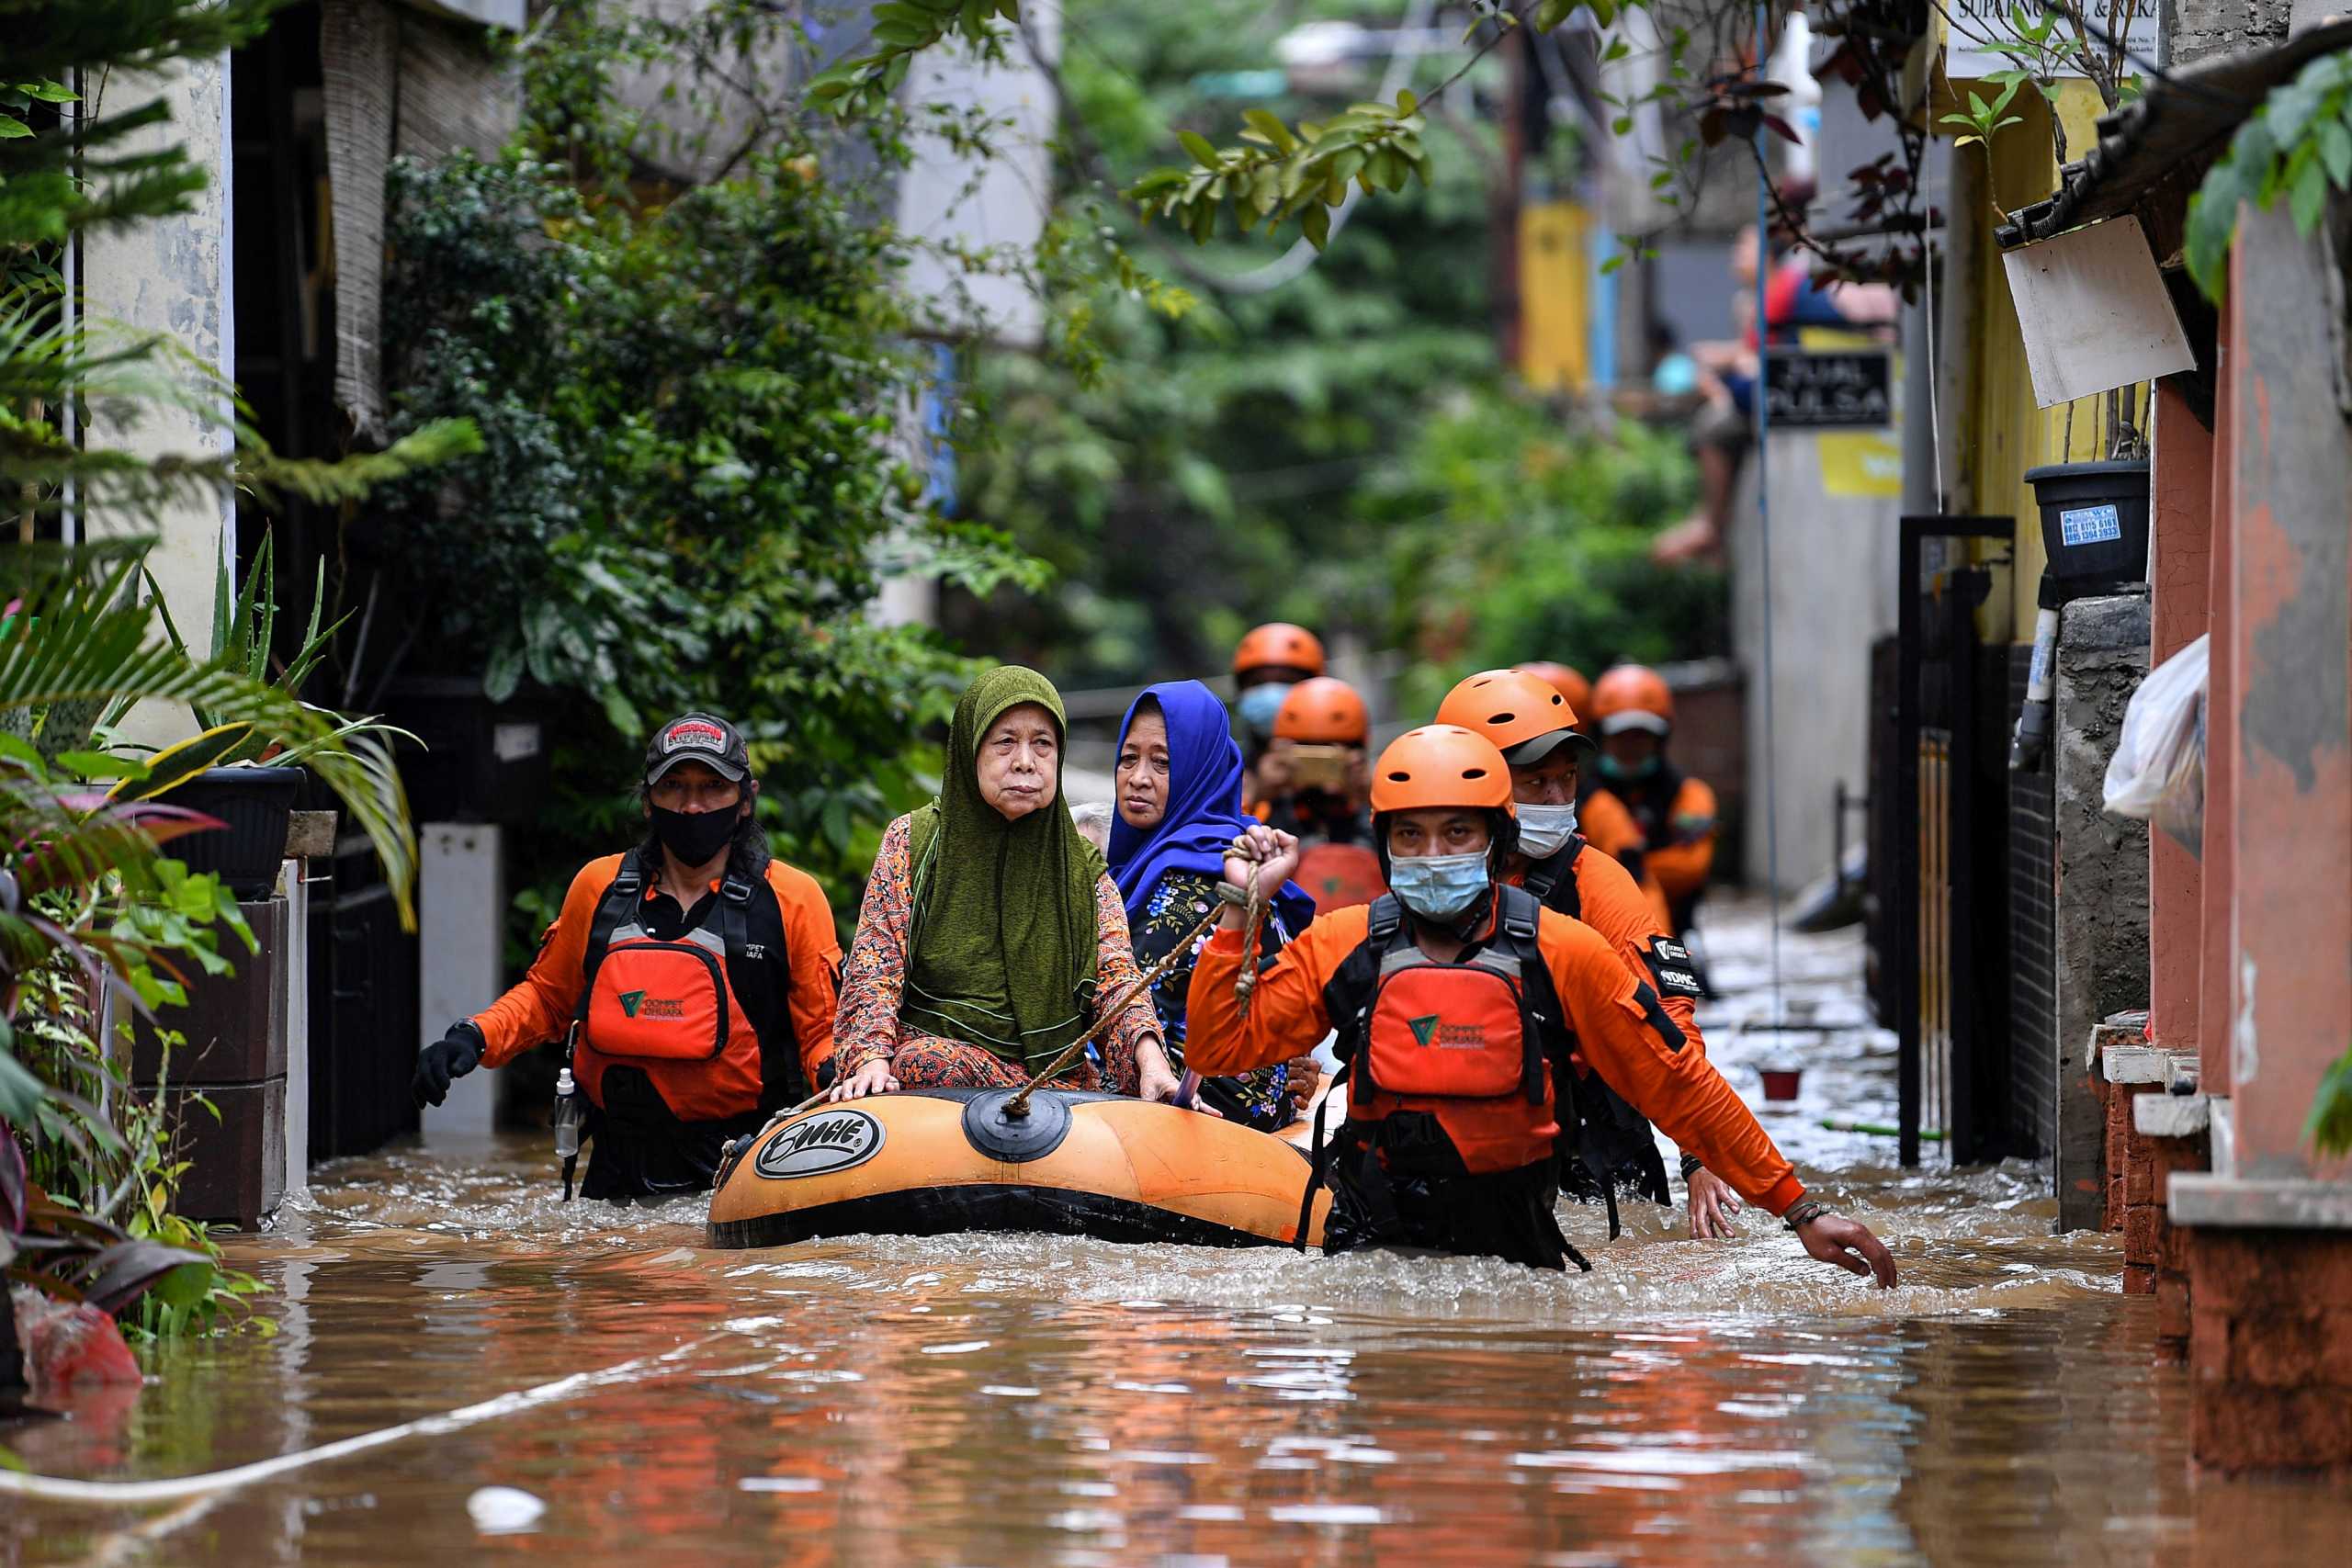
xmin=903 ymin=666 xmax=1106 ymax=1068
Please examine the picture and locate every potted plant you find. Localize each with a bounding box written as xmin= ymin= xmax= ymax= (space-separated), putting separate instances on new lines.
xmin=140 ymin=532 xmax=417 ymax=897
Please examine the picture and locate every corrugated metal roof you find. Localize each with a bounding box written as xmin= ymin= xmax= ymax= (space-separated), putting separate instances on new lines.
xmin=1996 ymin=23 xmax=2352 ymax=250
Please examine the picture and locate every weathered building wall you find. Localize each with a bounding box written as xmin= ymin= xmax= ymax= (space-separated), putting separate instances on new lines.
xmin=2052 ymin=591 xmax=2153 ymax=1231
xmin=2147 ymin=384 xmax=2212 ymax=1055
xmin=2162 ymin=0 xmax=2293 ymax=66
xmin=1728 ymin=432 xmax=1899 ymax=892
xmin=2168 ymin=197 xmax=2352 ymax=1477
xmin=80 ymin=53 xmax=234 ymax=735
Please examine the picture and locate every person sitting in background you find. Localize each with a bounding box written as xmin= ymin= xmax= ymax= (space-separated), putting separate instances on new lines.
xmin=826 ymin=667 xmax=1186 ymax=1105
xmin=1258 ymin=675 xmax=1385 ymax=912
xmin=1109 ymin=680 xmax=1320 ymax=1131
xmin=1231 ymin=622 xmax=1326 ymax=811
xmin=1436 ymin=669 xmax=1741 ymax=1238
xmin=1584 ymin=665 xmax=1718 ymax=943
xmin=1654 ymin=219 xmax=1901 ymax=566
xmin=1069 ymin=800 xmax=1114 ymax=857
xmin=411 ymin=713 xmax=842 ymax=1201
xmin=1182 ymin=725 xmax=1897 ymax=1281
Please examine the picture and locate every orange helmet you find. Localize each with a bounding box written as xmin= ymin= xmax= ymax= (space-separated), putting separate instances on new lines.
xmin=1369 ymin=725 xmax=1516 ymax=815
xmin=1231 ymin=622 xmax=1326 ymax=679
xmin=1435 ymin=669 xmax=1595 ymax=766
xmin=1516 ymin=661 xmax=1592 ymax=723
xmin=1589 ymin=664 xmax=1674 ymax=736
xmin=1273 ymin=676 xmax=1368 ymax=744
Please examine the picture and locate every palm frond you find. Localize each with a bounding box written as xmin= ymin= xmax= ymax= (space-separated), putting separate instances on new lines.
xmin=0 ymin=548 xmax=418 ymax=925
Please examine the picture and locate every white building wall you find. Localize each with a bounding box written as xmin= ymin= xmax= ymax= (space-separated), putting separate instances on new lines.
xmin=1729 ymin=429 xmax=1901 ymax=892
xmin=78 ymin=52 xmax=236 ymax=735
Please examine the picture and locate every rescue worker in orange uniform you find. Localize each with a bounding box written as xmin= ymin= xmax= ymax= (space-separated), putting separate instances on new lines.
xmin=412 ymin=713 xmax=843 ymax=1201
xmin=1516 ymin=661 xmax=1592 ymax=728
xmin=1436 ymin=669 xmax=1743 ymax=1238
xmin=1253 ymin=676 xmax=1385 ymax=911
xmin=1231 ymin=622 xmax=1325 ymax=811
xmin=1184 ymin=726 xmax=1896 ymax=1280
xmin=1585 ymin=665 xmax=1719 ymax=942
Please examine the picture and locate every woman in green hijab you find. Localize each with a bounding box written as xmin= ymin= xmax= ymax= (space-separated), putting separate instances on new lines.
xmin=829 ymin=667 xmax=1184 ymax=1102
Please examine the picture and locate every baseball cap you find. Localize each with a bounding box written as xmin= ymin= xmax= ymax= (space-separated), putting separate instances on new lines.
xmin=1596 ymin=709 xmax=1673 ymax=738
xmin=645 ymin=712 xmax=750 ymax=784
xmin=1499 ymin=727 xmax=1599 ymax=768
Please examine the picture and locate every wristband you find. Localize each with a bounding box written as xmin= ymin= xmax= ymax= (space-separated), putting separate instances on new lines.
xmin=1215 ymin=881 xmax=1252 ymax=908
xmin=1782 ymin=1199 xmax=1832 ymax=1233
xmin=1679 ymin=1153 xmax=1703 ymax=1182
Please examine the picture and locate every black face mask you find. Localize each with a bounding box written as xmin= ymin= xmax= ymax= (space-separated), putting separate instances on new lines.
xmin=650 ymin=805 xmax=739 ymax=867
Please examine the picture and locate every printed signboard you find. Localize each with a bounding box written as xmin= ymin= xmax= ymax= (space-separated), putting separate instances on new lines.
xmin=1764 ymin=348 xmax=1894 ymax=430
xmin=1943 ymin=0 xmax=2160 ymax=80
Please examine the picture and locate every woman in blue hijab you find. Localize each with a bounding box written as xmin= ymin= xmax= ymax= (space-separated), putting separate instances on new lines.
xmin=1109 ymin=681 xmax=1319 ymax=1131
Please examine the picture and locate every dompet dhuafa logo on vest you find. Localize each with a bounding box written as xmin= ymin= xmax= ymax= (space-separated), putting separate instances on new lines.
xmin=616 ymin=989 xmax=687 ymax=1021
xmin=1406 ymin=1013 xmax=1489 ymax=1048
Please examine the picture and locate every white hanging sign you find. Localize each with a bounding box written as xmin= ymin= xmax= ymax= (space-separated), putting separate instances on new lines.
xmin=2001 ymin=216 xmax=2195 ymax=409
xmin=1944 ymin=0 xmax=2162 ymax=81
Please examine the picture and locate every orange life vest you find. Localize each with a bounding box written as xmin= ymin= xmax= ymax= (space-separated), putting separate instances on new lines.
xmin=1294 ymin=840 xmax=1387 ymax=914
xmin=571 ymin=863 xmax=767 ymax=1123
xmin=1321 ymin=886 xmax=1561 ymax=1177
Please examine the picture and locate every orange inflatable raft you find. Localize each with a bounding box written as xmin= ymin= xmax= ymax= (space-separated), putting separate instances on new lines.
xmin=707 ymin=1088 xmax=1330 ymax=1250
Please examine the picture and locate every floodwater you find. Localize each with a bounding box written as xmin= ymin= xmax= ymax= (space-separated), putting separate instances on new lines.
xmin=10 ymin=906 xmax=2350 ymax=1566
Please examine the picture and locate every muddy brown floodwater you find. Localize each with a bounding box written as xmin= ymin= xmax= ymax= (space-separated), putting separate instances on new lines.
xmin=9 ymin=906 xmax=2350 ymax=1566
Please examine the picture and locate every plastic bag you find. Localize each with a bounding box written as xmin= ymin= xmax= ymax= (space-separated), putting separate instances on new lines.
xmin=2104 ymin=634 xmax=2206 ymax=852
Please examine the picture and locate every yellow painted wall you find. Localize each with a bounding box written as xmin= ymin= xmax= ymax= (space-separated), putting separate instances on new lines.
xmin=1519 ymin=200 xmax=1591 ymax=393
xmin=1949 ymin=80 xmax=2125 ymax=635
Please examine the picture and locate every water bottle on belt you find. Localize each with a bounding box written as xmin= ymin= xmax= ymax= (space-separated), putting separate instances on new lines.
xmin=554 ymin=1066 xmax=586 ymax=1201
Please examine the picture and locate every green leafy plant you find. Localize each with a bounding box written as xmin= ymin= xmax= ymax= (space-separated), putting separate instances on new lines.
xmin=380 ymin=8 xmax=1046 ymax=930
xmin=2186 ymin=48 xmax=2352 ymax=303
xmin=806 ymin=0 xmax=1030 ymax=124
xmin=1130 ymin=89 xmax=1433 ymax=251
xmin=143 ymin=528 xmax=421 ymax=771
xmin=2307 ymin=1045 xmax=2352 ymax=1159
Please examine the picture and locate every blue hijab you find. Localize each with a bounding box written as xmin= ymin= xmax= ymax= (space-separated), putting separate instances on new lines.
xmin=1108 ymin=680 xmax=1316 ymax=932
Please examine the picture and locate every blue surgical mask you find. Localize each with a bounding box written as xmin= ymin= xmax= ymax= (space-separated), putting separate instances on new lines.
xmin=1237 ymin=683 xmax=1288 ymax=736
xmin=1515 ymin=802 xmax=1577 ymax=859
xmin=1386 ymin=850 xmax=1491 ymax=921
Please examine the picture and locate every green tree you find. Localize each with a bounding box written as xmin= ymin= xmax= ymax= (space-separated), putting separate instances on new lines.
xmin=953 ymin=0 xmax=1506 ymax=682
xmin=377 ymin=6 xmax=1043 ymax=942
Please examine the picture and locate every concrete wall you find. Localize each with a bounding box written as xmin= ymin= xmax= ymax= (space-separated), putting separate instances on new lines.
xmin=1727 ymin=433 xmax=1899 ymax=891
xmin=2147 ymin=384 xmax=2211 ymax=1055
xmin=2162 ymin=0 xmax=2293 ymax=66
xmin=2211 ymin=199 xmax=2352 ymax=1185
xmin=79 ymin=53 xmax=233 ymax=715
xmin=2051 ymin=590 xmax=2152 ymax=1232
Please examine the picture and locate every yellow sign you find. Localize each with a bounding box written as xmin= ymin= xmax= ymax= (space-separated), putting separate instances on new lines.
xmin=1518 ymin=201 xmax=1589 ymax=394
xmin=1798 ymin=327 xmax=1903 ymax=497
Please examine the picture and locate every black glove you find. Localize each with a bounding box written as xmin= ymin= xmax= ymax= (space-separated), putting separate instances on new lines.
xmin=413 ymin=1025 xmax=484 ymax=1107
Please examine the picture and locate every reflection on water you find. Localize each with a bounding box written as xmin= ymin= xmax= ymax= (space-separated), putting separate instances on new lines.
xmin=8 ymin=911 xmax=2346 ymax=1565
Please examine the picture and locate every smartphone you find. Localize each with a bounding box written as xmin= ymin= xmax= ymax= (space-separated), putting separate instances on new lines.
xmin=1286 ymin=743 xmax=1353 ymax=792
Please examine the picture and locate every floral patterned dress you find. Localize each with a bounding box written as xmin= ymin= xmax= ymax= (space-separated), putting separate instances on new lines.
xmin=834 ymin=814 xmax=1161 ymax=1093
xmin=1128 ymin=868 xmax=1296 ymax=1131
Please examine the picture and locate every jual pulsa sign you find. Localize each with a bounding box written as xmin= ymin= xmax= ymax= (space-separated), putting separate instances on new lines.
xmin=1763 ymin=348 xmax=1894 ymax=430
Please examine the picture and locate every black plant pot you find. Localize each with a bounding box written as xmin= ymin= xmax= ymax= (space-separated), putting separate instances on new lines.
xmin=2024 ymin=459 xmax=2151 ymax=594
xmin=162 ymin=766 xmax=304 ymax=898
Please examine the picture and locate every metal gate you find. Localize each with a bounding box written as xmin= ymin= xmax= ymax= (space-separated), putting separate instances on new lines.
xmin=1894 ymin=517 xmax=2014 ymax=1166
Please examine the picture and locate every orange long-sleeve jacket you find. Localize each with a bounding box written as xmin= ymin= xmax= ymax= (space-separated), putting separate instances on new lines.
xmin=1510 ymin=842 xmax=1703 ymax=1047
xmin=1182 ymin=903 xmax=1804 ymax=1215
xmin=1643 ymin=775 xmax=1718 ymax=904
xmin=1582 ymin=774 xmax=1717 ymax=930
xmin=471 ymin=853 xmax=842 ymax=1093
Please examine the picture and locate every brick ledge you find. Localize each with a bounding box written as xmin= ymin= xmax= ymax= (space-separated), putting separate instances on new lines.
xmin=2169 ymin=1174 xmax=2352 ymax=1230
